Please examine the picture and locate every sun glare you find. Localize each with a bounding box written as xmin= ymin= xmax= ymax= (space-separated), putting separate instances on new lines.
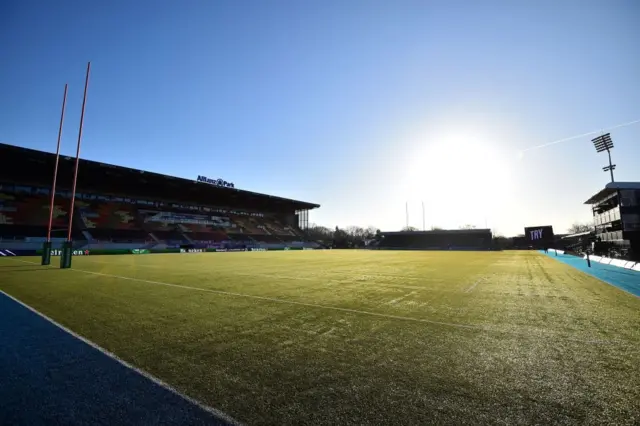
xmin=402 ymin=134 xmax=512 ymax=208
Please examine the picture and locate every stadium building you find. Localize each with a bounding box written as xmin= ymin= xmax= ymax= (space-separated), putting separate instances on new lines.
xmin=0 ymin=143 xmax=320 ymax=251
xmin=378 ymin=229 xmax=493 ymax=250
xmin=584 ymin=181 xmax=640 ymax=260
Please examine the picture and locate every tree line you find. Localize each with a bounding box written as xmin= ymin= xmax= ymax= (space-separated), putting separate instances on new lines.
xmin=305 ymin=224 xmax=381 ymax=248
xmin=305 ymin=221 xmax=594 ymax=248
xmin=306 ymin=224 xmax=474 ymax=248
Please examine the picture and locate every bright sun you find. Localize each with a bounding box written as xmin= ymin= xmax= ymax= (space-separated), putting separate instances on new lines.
xmin=402 ymin=134 xmax=512 ymax=207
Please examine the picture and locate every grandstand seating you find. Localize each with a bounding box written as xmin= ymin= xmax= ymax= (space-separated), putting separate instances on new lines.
xmin=262 ymin=217 xmax=298 ymax=236
xmin=1 ymin=191 xmax=312 ymax=247
xmin=0 ymin=192 xmax=78 ymax=239
xmin=227 ymin=215 xmax=303 ymax=241
xmin=277 ymin=235 xmax=303 ymax=242
xmin=285 ymin=225 xmax=303 ymax=237
xmin=178 ymin=223 xmax=228 ymax=242
xmin=254 ymin=234 xmax=284 ymax=243
xmin=142 ymin=223 xmax=185 ymax=242
xmin=77 ymin=201 xmax=150 ymax=242
xmin=138 ymin=210 xmax=235 ymax=242
xmin=231 ymin=216 xmax=266 ymax=235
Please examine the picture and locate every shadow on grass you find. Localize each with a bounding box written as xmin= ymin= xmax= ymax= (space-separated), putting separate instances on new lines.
xmin=0 ymin=267 xmax=59 ymax=272
xmin=0 ymin=292 xmax=235 ymax=425
xmin=0 ymin=263 xmax=41 ymax=269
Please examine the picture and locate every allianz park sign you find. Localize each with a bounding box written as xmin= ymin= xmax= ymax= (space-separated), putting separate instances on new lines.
xmin=196 ymin=175 xmax=235 ymax=188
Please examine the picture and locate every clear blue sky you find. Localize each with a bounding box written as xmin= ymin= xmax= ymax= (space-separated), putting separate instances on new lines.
xmin=2 ymin=0 xmax=639 ymax=236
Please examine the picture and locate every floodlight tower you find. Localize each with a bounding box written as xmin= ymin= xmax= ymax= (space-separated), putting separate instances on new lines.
xmin=591 ymin=133 xmax=616 ymax=182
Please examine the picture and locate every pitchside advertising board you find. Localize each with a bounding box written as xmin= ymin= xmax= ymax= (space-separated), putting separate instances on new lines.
xmin=3 ymin=246 xmax=317 ymax=257
xmin=50 ymin=249 xmax=90 ymax=256
xmin=524 ymin=225 xmax=554 ymax=246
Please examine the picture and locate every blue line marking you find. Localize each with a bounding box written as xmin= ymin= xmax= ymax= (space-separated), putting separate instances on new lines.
xmin=0 ymin=292 xmax=233 ymax=426
xmin=542 ymin=251 xmax=640 ymax=297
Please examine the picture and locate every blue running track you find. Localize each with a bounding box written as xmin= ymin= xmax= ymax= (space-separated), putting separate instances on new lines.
xmin=543 ymin=251 xmax=640 ymax=297
xmin=0 ymin=292 xmax=235 ymax=426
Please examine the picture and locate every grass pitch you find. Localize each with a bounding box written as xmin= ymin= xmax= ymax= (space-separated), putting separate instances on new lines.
xmin=1 ymin=250 xmax=639 ymax=425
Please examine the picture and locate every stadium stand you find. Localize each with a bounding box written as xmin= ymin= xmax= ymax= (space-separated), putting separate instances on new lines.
xmin=379 ymin=229 xmax=493 ymax=250
xmin=0 ymin=191 xmax=83 ymax=240
xmin=559 ymin=231 xmax=594 ymax=254
xmin=178 ymin=223 xmax=229 ymax=243
xmin=138 ymin=210 xmax=191 ymax=242
xmin=78 ymin=201 xmax=150 ymax=242
xmin=262 ymin=217 xmax=292 ymax=235
xmin=0 ymin=143 xmax=320 ymax=250
xmin=230 ymin=215 xmax=264 ymax=235
xmin=138 ymin=210 xmax=234 ymax=243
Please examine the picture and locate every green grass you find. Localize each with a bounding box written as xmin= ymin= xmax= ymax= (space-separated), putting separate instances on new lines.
xmin=1 ymin=250 xmax=639 ymax=425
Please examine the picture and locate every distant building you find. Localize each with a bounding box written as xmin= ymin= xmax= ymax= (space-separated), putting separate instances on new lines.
xmin=584 ymin=182 xmax=640 ymax=260
xmin=0 ymin=143 xmax=319 ymax=249
xmin=378 ymin=229 xmax=493 ymax=250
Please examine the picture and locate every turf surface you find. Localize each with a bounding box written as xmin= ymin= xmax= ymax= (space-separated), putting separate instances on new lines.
xmin=0 ymin=291 xmax=232 ymax=426
xmin=544 ymin=251 xmax=640 ymax=297
xmin=1 ymin=250 xmax=639 ymax=425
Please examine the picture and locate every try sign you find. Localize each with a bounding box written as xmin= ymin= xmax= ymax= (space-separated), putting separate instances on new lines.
xmin=523 ymin=225 xmax=554 ymax=247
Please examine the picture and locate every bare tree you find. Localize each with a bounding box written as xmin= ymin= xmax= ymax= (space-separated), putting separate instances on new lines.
xmin=345 ymin=226 xmax=365 ymax=239
xmin=568 ymin=222 xmax=592 ymax=234
xmin=401 ymin=226 xmax=420 ymax=232
xmin=459 ymin=224 xmax=476 ymax=229
xmin=492 ymin=234 xmax=512 ymax=249
xmin=365 ymin=226 xmax=378 ymax=239
xmin=305 ymin=223 xmax=383 ymax=248
xmin=306 ymin=224 xmax=333 ymax=241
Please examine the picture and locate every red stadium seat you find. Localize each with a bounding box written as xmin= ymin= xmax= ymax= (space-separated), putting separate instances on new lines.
xmin=78 ymin=202 xmax=149 ymax=242
xmin=0 ymin=192 xmax=77 ymax=239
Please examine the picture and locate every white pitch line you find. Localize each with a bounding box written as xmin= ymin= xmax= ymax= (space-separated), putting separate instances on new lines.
xmin=387 ymin=291 xmax=417 ymax=305
xmin=464 ymin=278 xmax=484 ymax=293
xmin=0 ymin=288 xmax=242 ymax=426
xmin=85 ymin=258 xmax=430 ymax=284
xmin=6 ymin=258 xmax=634 ymax=346
xmin=84 ymin=258 xmax=328 ymax=283
xmin=72 ymin=268 xmax=490 ymax=331
xmin=7 ymin=258 xmax=488 ymax=331
xmin=83 ymin=258 xmax=430 ymax=291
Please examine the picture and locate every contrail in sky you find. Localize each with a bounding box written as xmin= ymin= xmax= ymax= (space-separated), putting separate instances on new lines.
xmin=520 ymin=118 xmax=640 ymax=153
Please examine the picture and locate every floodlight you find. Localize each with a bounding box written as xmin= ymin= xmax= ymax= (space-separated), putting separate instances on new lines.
xmin=592 ymin=133 xmax=614 ymax=153
xmin=591 ymin=133 xmax=616 ymax=182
